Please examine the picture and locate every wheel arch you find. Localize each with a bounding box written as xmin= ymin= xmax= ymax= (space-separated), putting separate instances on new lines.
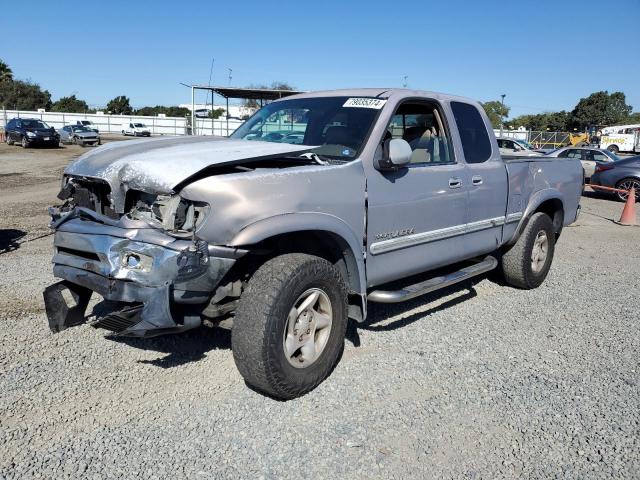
xmin=507 ymin=191 xmax=564 ymax=246
xmin=228 ymin=213 xmax=367 ymax=321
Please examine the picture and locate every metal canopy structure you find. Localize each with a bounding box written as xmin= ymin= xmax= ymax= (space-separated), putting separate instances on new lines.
xmin=186 ymin=85 xmax=305 ymax=135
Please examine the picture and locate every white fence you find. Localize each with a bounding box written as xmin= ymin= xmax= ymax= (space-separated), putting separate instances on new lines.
xmin=193 ymin=117 xmax=243 ymax=136
xmin=1 ymin=110 xmax=243 ymax=137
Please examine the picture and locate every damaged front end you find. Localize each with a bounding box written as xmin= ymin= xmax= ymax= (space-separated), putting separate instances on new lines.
xmin=44 ymin=176 xmax=244 ymax=337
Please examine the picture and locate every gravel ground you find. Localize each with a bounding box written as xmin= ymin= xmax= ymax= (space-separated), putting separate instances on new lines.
xmin=0 ymin=143 xmax=639 ymax=479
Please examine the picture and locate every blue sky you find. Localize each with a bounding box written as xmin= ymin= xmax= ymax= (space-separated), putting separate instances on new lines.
xmin=4 ymin=0 xmax=639 ymax=118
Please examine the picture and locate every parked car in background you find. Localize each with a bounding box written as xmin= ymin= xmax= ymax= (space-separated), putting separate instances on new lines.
xmin=545 ymin=146 xmax=618 ymax=180
xmin=497 ymin=137 xmax=543 ymax=157
xmin=73 ymin=120 xmax=99 ymax=133
xmin=58 ymin=125 xmax=101 ymax=146
xmin=122 ymin=122 xmax=151 ymax=137
xmin=4 ymin=118 xmax=60 ymax=148
xmin=590 ymin=156 xmax=640 ymax=202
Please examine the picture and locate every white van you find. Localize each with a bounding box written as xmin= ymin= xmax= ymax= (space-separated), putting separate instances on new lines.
xmin=121 ymin=122 xmax=151 ymax=137
xmin=599 ymin=125 xmax=640 ymax=154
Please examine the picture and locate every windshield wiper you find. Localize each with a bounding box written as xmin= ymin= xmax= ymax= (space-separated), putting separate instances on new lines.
xmin=298 ymin=152 xmax=329 ymax=165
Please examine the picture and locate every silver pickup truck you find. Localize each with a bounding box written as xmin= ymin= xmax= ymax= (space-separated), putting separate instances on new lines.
xmin=44 ymin=89 xmax=582 ymax=399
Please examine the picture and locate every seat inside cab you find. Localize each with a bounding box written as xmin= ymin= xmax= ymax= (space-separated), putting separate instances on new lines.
xmin=387 ymin=102 xmax=452 ymax=164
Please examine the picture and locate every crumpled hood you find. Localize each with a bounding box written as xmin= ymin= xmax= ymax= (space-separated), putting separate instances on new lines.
xmin=64 ymin=136 xmax=313 ymax=211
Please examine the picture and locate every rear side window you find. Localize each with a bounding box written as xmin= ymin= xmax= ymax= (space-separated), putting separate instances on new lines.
xmin=451 ymin=101 xmax=492 ymax=164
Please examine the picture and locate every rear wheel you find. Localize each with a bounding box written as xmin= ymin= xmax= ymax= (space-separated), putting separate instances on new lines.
xmin=615 ymin=178 xmax=640 ymax=202
xmin=232 ymin=253 xmax=348 ymax=400
xmin=607 ymin=145 xmax=619 ymax=154
xmin=500 ymin=212 xmax=555 ymax=289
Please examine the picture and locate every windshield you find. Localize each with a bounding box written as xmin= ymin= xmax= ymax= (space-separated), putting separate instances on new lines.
xmin=22 ymin=120 xmax=50 ymax=129
xmin=134 ymin=123 xmax=145 ymax=127
xmin=231 ymin=96 xmax=384 ymax=160
xmin=73 ymin=126 xmax=92 ymax=133
xmin=515 ymin=139 xmax=533 ymax=150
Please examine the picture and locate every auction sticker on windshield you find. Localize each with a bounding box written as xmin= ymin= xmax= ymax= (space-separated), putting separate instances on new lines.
xmin=343 ymin=98 xmax=387 ymax=109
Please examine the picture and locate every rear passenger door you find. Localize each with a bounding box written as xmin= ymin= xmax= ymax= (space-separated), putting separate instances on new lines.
xmin=450 ymin=101 xmax=508 ymax=257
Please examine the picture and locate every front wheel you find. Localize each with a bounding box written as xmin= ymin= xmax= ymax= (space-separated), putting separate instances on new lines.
xmin=6 ymin=134 xmax=13 ymax=145
xmin=232 ymin=253 xmax=348 ymax=400
xmin=21 ymin=136 xmax=28 ymax=148
xmin=500 ymin=212 xmax=556 ymax=289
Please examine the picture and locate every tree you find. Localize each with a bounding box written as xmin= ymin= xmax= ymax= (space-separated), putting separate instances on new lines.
xmin=106 ymin=95 xmax=133 ymax=115
xmin=506 ymin=111 xmax=570 ymax=131
xmin=544 ymin=111 xmax=570 ymax=131
xmin=209 ymin=107 xmax=225 ymax=119
xmin=0 ymin=79 xmax=51 ymax=110
xmin=482 ymin=101 xmax=510 ymax=128
xmin=244 ymin=81 xmax=295 ymax=109
xmin=570 ymin=91 xmax=632 ymax=129
xmin=624 ymin=112 xmax=640 ymax=124
xmin=0 ymin=59 xmax=13 ymax=82
xmin=51 ymin=95 xmax=89 ymax=113
xmin=135 ymin=105 xmax=190 ymax=117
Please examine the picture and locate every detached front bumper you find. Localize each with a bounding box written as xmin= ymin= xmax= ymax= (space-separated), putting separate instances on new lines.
xmin=44 ymin=210 xmax=243 ymax=337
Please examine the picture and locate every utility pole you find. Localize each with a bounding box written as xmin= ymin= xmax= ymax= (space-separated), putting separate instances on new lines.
xmin=228 ymin=68 xmax=232 ymax=86
xmin=402 ymin=75 xmax=408 ymax=88
xmin=500 ymin=94 xmax=506 ymax=135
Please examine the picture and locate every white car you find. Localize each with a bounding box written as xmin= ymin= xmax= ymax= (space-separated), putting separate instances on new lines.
xmin=544 ymin=146 xmax=619 ymax=179
xmin=496 ymin=137 xmax=543 ymax=157
xmin=121 ymin=122 xmax=151 ymax=137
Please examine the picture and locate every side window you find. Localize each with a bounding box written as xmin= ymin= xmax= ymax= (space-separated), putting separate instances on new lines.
xmin=385 ymin=101 xmax=454 ymax=165
xmin=451 ymin=101 xmax=492 ymax=164
xmin=592 ymin=152 xmax=608 ymax=162
xmin=557 ymin=149 xmax=570 ymax=158
xmin=566 ymin=150 xmax=581 ymax=159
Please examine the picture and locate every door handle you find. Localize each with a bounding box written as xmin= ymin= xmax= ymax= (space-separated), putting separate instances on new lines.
xmin=448 ymin=177 xmax=462 ymax=189
xmin=472 ymin=175 xmax=483 ymax=186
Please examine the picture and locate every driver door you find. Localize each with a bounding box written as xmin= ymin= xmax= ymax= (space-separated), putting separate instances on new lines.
xmin=365 ymin=100 xmax=469 ymax=287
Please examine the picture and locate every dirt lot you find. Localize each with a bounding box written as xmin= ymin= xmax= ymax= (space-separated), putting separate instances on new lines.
xmin=0 ymin=143 xmax=639 ymax=479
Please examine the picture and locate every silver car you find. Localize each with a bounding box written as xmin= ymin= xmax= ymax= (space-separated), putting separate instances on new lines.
xmin=58 ymin=125 xmax=101 ymax=146
xmin=590 ymin=156 xmax=640 ymax=202
xmin=496 ymin=137 xmax=543 ymax=157
xmin=545 ymin=146 xmax=618 ymax=179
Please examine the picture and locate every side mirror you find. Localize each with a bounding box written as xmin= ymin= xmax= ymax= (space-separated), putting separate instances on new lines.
xmin=376 ymin=138 xmax=412 ymax=170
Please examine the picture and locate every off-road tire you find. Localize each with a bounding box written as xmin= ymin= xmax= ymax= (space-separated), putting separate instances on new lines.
xmin=500 ymin=212 xmax=555 ymax=289
xmin=232 ymin=253 xmax=348 ymax=400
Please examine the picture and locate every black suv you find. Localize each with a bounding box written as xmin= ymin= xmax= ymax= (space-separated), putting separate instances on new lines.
xmin=5 ymin=118 xmax=60 ymax=148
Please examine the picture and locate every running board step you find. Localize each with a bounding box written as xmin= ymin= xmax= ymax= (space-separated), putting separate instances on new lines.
xmin=367 ymin=256 xmax=498 ymax=304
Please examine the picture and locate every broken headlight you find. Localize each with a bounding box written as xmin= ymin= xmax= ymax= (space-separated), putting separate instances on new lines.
xmin=129 ymin=194 xmax=209 ymax=235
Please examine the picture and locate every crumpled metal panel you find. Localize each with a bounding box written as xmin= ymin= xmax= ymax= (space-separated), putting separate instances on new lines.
xmin=64 ymin=136 xmax=314 ymax=212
